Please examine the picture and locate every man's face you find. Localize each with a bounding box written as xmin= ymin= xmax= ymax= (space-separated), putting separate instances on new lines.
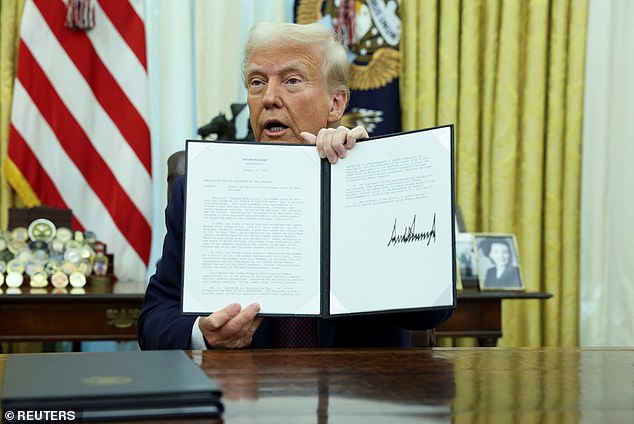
xmin=245 ymin=43 xmax=346 ymax=144
xmin=489 ymin=242 xmax=511 ymax=266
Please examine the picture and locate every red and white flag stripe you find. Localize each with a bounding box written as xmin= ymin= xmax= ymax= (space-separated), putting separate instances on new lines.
xmin=7 ymin=0 xmax=151 ymax=282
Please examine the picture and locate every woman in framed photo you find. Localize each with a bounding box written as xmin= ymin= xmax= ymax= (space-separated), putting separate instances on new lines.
xmin=479 ymin=236 xmax=522 ymax=289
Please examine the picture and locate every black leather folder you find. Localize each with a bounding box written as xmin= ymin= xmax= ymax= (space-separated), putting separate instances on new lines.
xmin=1 ymin=350 xmax=223 ymax=420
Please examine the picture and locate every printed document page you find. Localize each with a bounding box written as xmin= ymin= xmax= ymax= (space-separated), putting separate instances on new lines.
xmin=328 ymin=127 xmax=455 ymax=314
xmin=182 ymin=142 xmax=322 ymax=315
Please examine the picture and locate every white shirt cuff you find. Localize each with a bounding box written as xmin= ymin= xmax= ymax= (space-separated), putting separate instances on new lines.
xmin=190 ymin=317 xmax=208 ymax=350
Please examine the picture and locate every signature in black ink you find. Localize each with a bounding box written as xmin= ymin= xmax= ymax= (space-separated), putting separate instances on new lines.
xmin=387 ymin=213 xmax=436 ymax=247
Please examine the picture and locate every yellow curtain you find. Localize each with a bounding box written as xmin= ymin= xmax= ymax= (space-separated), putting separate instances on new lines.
xmin=401 ymin=0 xmax=588 ymax=347
xmin=0 ymin=0 xmax=26 ymax=229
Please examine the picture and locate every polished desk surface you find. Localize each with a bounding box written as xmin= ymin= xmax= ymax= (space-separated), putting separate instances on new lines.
xmin=1 ymin=347 xmax=630 ymax=423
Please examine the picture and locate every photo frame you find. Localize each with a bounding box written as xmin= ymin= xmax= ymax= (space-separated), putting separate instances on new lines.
xmin=455 ymin=232 xmax=478 ymax=290
xmin=455 ymin=205 xmax=466 ymax=232
xmin=474 ymin=234 xmax=524 ymax=291
xmin=455 ymin=258 xmax=463 ymax=291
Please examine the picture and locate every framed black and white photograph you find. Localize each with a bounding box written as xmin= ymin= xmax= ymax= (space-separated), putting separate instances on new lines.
xmin=455 ymin=232 xmax=478 ymax=282
xmin=474 ymin=234 xmax=524 ymax=290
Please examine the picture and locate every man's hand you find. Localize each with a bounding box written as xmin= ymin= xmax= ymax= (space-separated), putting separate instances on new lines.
xmin=199 ymin=303 xmax=263 ymax=349
xmin=301 ymin=125 xmax=369 ymax=164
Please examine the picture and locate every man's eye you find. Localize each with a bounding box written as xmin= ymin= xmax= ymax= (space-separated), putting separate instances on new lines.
xmin=250 ymin=79 xmax=264 ymax=87
xmin=287 ymin=77 xmax=301 ymax=85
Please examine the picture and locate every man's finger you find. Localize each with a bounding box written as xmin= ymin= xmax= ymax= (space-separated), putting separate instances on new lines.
xmin=203 ymin=303 xmax=242 ymax=331
xmin=227 ymin=303 xmax=261 ymax=331
xmin=346 ymin=126 xmax=368 ymax=149
xmin=300 ymin=131 xmax=317 ymax=145
xmin=246 ymin=316 xmax=264 ymax=339
xmin=201 ymin=303 xmax=261 ymax=348
xmin=317 ymin=128 xmax=338 ymax=163
xmin=332 ymin=126 xmax=350 ymax=159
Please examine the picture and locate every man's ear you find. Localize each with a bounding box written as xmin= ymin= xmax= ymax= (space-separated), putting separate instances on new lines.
xmin=327 ymin=91 xmax=348 ymax=125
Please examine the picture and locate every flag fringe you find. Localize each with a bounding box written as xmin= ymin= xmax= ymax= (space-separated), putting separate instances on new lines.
xmin=4 ymin=157 xmax=41 ymax=207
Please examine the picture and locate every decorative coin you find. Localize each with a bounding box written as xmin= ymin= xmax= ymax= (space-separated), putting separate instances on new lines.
xmin=56 ymin=227 xmax=73 ymax=243
xmin=6 ymin=259 xmax=25 ymax=274
xmin=51 ymin=271 xmax=69 ymax=288
xmin=6 ymin=272 xmax=24 ymax=288
xmin=11 ymin=227 xmax=29 ymax=243
xmin=29 ymin=271 xmax=48 ymax=288
xmin=69 ymin=271 xmax=87 ymax=288
xmin=28 ymin=218 xmax=57 ymax=242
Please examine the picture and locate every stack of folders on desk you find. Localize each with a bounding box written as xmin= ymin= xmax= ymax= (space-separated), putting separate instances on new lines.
xmin=1 ymin=350 xmax=223 ymax=420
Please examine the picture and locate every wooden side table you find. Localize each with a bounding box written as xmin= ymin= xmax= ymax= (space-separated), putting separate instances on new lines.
xmin=413 ymin=290 xmax=553 ymax=346
xmin=0 ymin=282 xmax=145 ymax=343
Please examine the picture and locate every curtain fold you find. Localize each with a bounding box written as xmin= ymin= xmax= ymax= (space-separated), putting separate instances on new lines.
xmin=580 ymin=0 xmax=634 ymax=346
xmin=0 ymin=0 xmax=26 ymax=229
xmin=401 ymin=0 xmax=588 ymax=347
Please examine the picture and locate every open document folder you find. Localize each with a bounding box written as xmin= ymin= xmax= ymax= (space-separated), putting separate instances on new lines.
xmin=182 ymin=125 xmax=457 ymax=317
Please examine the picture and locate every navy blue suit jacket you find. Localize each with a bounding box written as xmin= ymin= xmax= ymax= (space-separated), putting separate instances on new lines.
xmin=138 ymin=176 xmax=454 ymax=350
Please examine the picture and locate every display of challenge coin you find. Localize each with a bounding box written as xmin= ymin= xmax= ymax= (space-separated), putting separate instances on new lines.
xmin=6 ymin=258 xmax=25 ymax=275
xmin=84 ymin=230 xmax=97 ymax=245
xmin=0 ymin=249 xmax=13 ymax=263
xmin=77 ymin=258 xmax=93 ymax=276
xmin=7 ymin=239 xmax=27 ymax=254
xmin=11 ymin=226 xmax=29 ymax=243
xmin=28 ymin=218 xmax=57 ymax=242
xmin=6 ymin=271 xmax=24 ymax=288
xmin=74 ymin=231 xmax=84 ymax=243
xmin=55 ymin=227 xmax=73 ymax=244
xmin=29 ymin=240 xmax=49 ymax=262
xmin=69 ymin=271 xmax=87 ymax=288
xmin=50 ymin=238 xmax=65 ymax=253
xmin=15 ymin=247 xmax=32 ymax=263
xmin=44 ymin=260 xmax=62 ymax=275
xmin=29 ymin=271 xmax=48 ymax=288
xmin=25 ymin=260 xmax=44 ymax=276
xmin=63 ymin=247 xmax=81 ymax=264
xmin=51 ymin=271 xmax=69 ymax=288
xmin=61 ymin=260 xmax=77 ymax=275
xmin=80 ymin=244 xmax=95 ymax=260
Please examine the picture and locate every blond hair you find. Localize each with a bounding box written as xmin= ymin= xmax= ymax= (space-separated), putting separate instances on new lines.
xmin=242 ymin=22 xmax=349 ymax=97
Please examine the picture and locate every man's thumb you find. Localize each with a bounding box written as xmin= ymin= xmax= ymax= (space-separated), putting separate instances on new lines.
xmin=300 ymin=131 xmax=317 ymax=144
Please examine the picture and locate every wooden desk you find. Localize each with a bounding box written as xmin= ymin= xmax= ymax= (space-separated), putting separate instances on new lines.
xmin=1 ymin=348 xmax=630 ymax=423
xmin=0 ymin=287 xmax=550 ymax=347
xmin=0 ymin=283 xmax=144 ymax=343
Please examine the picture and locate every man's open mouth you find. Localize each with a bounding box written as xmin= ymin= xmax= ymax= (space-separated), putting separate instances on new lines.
xmin=264 ymin=121 xmax=288 ymax=134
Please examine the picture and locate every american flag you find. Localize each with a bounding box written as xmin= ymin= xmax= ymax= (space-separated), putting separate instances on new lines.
xmin=6 ymin=0 xmax=151 ymax=282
